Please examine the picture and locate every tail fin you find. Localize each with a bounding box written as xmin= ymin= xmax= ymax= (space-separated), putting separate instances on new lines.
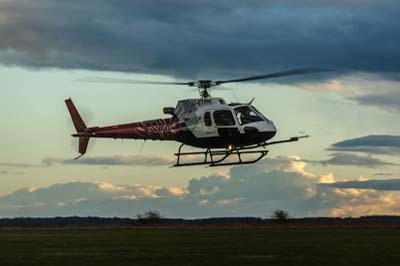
xmin=65 ymin=98 xmax=90 ymax=159
xmin=65 ymin=98 xmax=87 ymax=132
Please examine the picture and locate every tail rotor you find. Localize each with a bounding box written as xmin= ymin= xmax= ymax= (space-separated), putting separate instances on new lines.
xmin=65 ymin=98 xmax=92 ymax=159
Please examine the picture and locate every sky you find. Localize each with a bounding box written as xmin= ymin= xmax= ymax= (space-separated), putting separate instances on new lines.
xmin=1 ymin=0 xmax=400 ymax=218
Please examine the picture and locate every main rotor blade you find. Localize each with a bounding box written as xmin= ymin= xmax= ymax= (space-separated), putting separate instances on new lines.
xmin=77 ymin=77 xmax=194 ymax=86
xmin=215 ymin=68 xmax=332 ymax=85
xmin=189 ymin=87 xmax=233 ymax=92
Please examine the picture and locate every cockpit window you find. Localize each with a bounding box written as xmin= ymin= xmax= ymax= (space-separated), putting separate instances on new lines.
xmin=235 ymin=106 xmax=264 ymax=125
xmin=213 ymin=110 xmax=236 ymax=126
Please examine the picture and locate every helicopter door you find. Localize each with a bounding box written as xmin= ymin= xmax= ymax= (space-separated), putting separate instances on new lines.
xmin=213 ymin=110 xmax=241 ymax=137
xmin=202 ymin=111 xmax=217 ymax=136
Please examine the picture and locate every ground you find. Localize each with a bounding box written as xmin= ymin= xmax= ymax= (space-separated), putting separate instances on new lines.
xmin=1 ymin=227 xmax=400 ymax=265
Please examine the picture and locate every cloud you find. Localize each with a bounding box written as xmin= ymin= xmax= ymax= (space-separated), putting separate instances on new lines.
xmin=2 ymin=156 xmax=400 ymax=218
xmin=329 ymin=135 xmax=400 ymax=155
xmin=298 ymin=74 xmax=400 ymax=112
xmin=1 ymin=154 xmax=176 ymax=170
xmin=298 ymin=80 xmax=349 ymax=93
xmin=319 ymin=179 xmax=400 ymax=191
xmin=0 ymin=162 xmax=39 ymax=168
xmin=0 ymin=170 xmax=24 ymax=175
xmin=350 ymin=90 xmax=400 ymax=113
xmin=42 ymin=154 xmax=176 ymax=167
xmin=374 ymin=172 xmax=394 ymax=176
xmin=306 ymin=152 xmax=397 ymax=168
xmin=0 ymin=1 xmax=400 ymax=80
xmin=344 ymin=75 xmax=400 ymax=112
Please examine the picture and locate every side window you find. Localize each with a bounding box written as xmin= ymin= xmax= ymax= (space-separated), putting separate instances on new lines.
xmin=204 ymin=112 xmax=212 ymax=127
xmin=213 ymin=110 xmax=236 ymax=126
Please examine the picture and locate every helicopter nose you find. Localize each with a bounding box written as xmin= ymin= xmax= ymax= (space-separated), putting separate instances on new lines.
xmin=266 ymin=120 xmax=277 ymax=133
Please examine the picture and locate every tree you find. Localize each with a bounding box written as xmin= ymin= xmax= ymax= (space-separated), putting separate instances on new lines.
xmin=271 ymin=209 xmax=290 ymax=223
xmin=137 ymin=210 xmax=163 ymax=224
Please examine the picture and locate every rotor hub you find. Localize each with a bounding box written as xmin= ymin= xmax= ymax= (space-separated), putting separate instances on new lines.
xmin=195 ymin=80 xmax=217 ymax=99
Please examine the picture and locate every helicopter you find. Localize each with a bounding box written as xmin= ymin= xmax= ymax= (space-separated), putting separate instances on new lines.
xmin=66 ymin=68 xmax=330 ymax=167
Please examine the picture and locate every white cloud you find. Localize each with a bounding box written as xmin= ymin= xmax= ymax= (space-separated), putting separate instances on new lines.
xmin=313 ymin=187 xmax=400 ymax=217
xmin=299 ymin=79 xmax=349 ymax=93
xmin=1 ymin=156 xmax=400 ymax=218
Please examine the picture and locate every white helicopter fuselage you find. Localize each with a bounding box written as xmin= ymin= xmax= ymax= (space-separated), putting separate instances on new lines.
xmin=174 ymin=97 xmax=277 ymax=148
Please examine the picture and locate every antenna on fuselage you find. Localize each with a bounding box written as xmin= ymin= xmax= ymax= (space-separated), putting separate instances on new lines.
xmin=248 ymin=97 xmax=255 ymax=105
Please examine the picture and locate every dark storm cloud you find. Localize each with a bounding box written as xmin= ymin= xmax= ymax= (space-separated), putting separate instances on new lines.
xmin=0 ymin=0 xmax=400 ymax=79
xmin=319 ymin=179 xmax=400 ymax=191
xmin=307 ymin=152 xmax=397 ymax=168
xmin=329 ymin=135 xmax=400 ymax=155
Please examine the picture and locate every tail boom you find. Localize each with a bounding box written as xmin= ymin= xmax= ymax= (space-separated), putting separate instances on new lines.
xmin=87 ymin=118 xmax=180 ymax=141
xmin=65 ymin=98 xmax=180 ymax=159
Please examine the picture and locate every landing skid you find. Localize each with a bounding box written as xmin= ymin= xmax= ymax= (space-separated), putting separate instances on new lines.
xmin=173 ymin=135 xmax=308 ymax=167
xmin=174 ymin=144 xmax=268 ymax=167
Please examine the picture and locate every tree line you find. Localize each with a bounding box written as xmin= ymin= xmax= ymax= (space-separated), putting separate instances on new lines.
xmin=1 ymin=210 xmax=400 ymax=228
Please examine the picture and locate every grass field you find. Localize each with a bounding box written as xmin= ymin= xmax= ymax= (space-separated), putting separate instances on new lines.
xmin=1 ymin=227 xmax=400 ymax=265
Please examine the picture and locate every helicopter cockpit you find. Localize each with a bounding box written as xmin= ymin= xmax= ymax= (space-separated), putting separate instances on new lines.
xmin=234 ymin=105 xmax=266 ymax=125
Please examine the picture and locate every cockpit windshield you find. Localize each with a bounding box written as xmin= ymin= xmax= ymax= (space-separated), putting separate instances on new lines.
xmin=251 ymin=106 xmax=269 ymax=121
xmin=235 ymin=106 xmax=264 ymax=125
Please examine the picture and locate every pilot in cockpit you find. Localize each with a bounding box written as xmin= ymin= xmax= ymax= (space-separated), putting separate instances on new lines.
xmin=239 ymin=108 xmax=252 ymax=124
xmin=236 ymin=106 xmax=260 ymax=125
